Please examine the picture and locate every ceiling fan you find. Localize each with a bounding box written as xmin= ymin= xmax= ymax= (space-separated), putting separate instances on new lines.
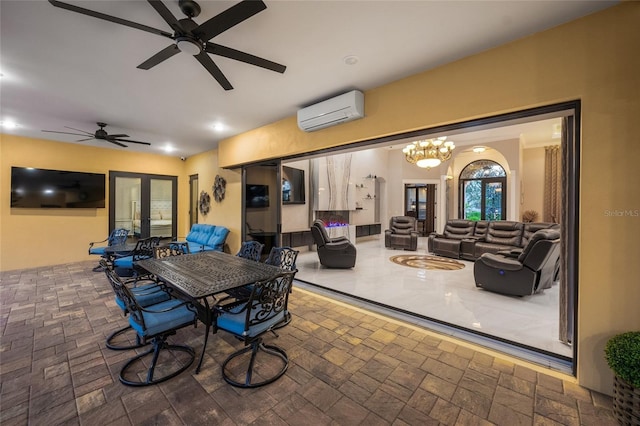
xmin=42 ymin=122 xmax=152 ymax=148
xmin=48 ymin=0 xmax=286 ymax=90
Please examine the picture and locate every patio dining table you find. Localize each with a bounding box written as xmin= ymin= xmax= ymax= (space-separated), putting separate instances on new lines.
xmin=136 ymin=251 xmax=283 ymax=373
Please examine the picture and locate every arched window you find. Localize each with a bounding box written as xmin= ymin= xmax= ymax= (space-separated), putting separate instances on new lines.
xmin=459 ymin=160 xmax=507 ymax=221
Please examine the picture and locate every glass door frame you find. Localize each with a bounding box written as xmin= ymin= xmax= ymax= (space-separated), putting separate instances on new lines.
xmin=459 ymin=177 xmax=507 ymax=221
xmin=109 ymin=171 xmax=178 ymax=239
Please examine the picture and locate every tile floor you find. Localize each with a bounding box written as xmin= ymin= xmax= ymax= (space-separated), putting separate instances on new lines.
xmin=0 ymin=261 xmax=615 ymax=425
xmin=295 ymin=237 xmax=572 ymax=358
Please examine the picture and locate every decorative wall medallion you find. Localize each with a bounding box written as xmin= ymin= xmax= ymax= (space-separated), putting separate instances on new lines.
xmin=199 ymin=191 xmax=211 ymax=215
xmin=213 ymin=175 xmax=227 ymax=203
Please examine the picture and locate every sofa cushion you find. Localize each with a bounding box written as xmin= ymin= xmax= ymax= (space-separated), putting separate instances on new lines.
xmin=207 ymin=226 xmax=230 ymax=251
xmin=443 ymin=220 xmax=475 ymax=240
xmin=485 ymin=221 xmax=523 ymax=247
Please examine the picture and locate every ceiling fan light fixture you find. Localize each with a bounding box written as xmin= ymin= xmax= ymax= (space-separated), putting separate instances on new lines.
xmin=176 ymin=36 xmax=203 ymax=55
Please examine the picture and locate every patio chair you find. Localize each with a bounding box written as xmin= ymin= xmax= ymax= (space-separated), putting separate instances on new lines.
xmin=213 ymin=270 xmax=296 ymax=388
xmin=103 ymin=265 xmax=197 ymax=386
xmin=101 ymin=260 xmax=171 ymax=351
xmin=88 ymin=228 xmax=129 ymax=271
xmin=236 ymin=240 xmax=265 ymax=262
xmin=112 ymin=236 xmax=161 ymax=282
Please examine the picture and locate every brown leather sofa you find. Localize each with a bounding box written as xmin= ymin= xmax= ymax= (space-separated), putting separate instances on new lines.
xmin=428 ymin=220 xmax=558 ymax=261
xmin=310 ymin=220 xmax=357 ymax=268
xmin=385 ymin=216 xmax=419 ymax=251
xmin=474 ymin=228 xmax=561 ymax=296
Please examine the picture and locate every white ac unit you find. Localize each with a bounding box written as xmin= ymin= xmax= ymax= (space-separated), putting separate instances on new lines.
xmin=297 ymin=90 xmax=364 ymax=132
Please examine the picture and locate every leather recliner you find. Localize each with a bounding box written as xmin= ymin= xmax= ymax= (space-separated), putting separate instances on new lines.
xmin=428 ymin=219 xmax=476 ymax=258
xmin=385 ymin=216 xmax=419 ymax=251
xmin=310 ymin=220 xmax=356 ymax=269
xmin=473 ymin=229 xmax=561 ymax=296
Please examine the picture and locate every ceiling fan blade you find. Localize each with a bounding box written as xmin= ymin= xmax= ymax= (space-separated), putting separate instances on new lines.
xmin=147 ymin=0 xmax=184 ymax=34
xmin=108 ymin=140 xmax=128 ymax=148
xmin=107 ymin=134 xmax=129 ymax=138
xmin=48 ymin=0 xmax=173 ymax=39
xmin=75 ymin=138 xmax=95 ymax=142
xmin=113 ymin=139 xmax=151 ymax=146
xmin=137 ymin=45 xmax=180 ymax=70
xmin=205 ymin=43 xmax=286 ymax=73
xmin=195 ymin=0 xmax=266 ymax=41
xmin=42 ymin=130 xmax=88 ymax=136
xmin=194 ymin=52 xmax=233 ymax=90
xmin=64 ymin=126 xmax=94 ymax=135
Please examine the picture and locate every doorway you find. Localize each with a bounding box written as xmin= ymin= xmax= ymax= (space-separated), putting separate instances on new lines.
xmin=109 ymin=171 xmax=177 ymax=239
xmin=189 ymin=174 xmax=198 ymax=229
xmin=404 ymin=183 xmax=436 ymax=235
xmin=243 ymin=163 xmax=280 ymax=256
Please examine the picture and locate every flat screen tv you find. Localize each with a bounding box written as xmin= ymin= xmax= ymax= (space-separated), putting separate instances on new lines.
xmin=246 ymin=184 xmax=270 ymax=208
xmin=282 ymin=166 xmax=305 ymax=204
xmin=10 ymin=167 xmax=106 ymax=208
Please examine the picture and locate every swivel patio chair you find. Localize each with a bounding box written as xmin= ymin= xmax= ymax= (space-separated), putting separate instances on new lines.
xmin=213 ymin=270 xmax=296 ymax=388
xmin=264 ymin=246 xmax=298 ymax=328
xmin=112 ymin=236 xmax=161 ymax=283
xmin=264 ymin=246 xmax=299 ymax=271
xmin=104 ymin=266 xmax=198 ymax=386
xmin=89 ymin=228 xmax=129 ymax=271
xmin=236 ymin=240 xmax=265 ymax=262
xmin=101 ymin=260 xmax=171 ymax=351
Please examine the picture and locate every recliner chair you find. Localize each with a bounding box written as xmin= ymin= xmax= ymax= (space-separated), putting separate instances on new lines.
xmin=385 ymin=216 xmax=419 ymax=251
xmin=473 ymin=229 xmax=561 ymax=296
xmin=310 ymin=221 xmax=356 ymax=268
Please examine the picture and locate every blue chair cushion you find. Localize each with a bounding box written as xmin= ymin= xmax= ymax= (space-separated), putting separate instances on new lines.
xmin=129 ymin=299 xmax=196 ymax=338
xmin=184 ymin=224 xmax=230 ymax=252
xmin=115 ymin=286 xmax=170 ymax=311
xmin=216 ymin=304 xmax=284 ymax=338
xmin=113 ymin=255 xmax=133 ymax=269
xmin=89 ymin=246 xmax=107 ymax=255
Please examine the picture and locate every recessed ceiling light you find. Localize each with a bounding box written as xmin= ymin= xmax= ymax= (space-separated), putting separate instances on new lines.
xmin=211 ymin=122 xmax=224 ymax=131
xmin=0 ymin=120 xmax=19 ymax=129
xmin=163 ymin=144 xmax=175 ymax=153
xmin=343 ymin=55 xmax=359 ymax=65
xmin=472 ymin=146 xmax=486 ymax=153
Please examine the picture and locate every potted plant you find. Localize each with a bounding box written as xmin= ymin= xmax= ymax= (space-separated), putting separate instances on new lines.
xmin=604 ymin=331 xmax=640 ymax=425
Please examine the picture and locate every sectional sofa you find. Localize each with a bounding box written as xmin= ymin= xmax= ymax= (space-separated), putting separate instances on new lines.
xmin=428 ymin=220 xmax=559 ymax=261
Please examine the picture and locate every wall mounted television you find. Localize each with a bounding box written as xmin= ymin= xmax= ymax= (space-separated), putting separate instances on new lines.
xmin=282 ymin=166 xmax=305 ymax=204
xmin=246 ymin=184 xmax=270 ymax=208
xmin=10 ymin=167 xmax=106 ymax=208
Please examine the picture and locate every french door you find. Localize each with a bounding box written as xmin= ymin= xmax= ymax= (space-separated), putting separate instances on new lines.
xmin=109 ymin=171 xmax=177 ymax=239
xmin=404 ymin=184 xmax=436 ymax=235
xmin=460 ymin=177 xmax=506 ymax=221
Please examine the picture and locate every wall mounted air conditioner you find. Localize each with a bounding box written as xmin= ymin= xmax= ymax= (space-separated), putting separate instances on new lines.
xmin=297 ymin=90 xmax=364 ymax=132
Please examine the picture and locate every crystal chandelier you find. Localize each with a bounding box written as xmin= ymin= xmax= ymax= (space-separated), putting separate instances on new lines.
xmin=402 ymin=136 xmax=456 ymax=169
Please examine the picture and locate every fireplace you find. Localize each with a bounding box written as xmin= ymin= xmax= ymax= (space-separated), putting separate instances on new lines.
xmin=315 ymin=210 xmax=350 ymax=227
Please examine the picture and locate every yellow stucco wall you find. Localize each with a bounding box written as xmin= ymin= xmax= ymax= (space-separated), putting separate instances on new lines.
xmin=0 ymin=135 xmax=192 ymax=270
xmin=217 ymin=3 xmax=640 ymax=394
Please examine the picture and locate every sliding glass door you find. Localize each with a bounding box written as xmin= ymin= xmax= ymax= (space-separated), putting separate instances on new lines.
xmin=109 ymin=171 xmax=177 ymax=239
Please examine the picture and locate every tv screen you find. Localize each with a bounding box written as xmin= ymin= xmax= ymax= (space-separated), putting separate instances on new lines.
xmin=10 ymin=167 xmax=106 ymax=208
xmin=246 ymin=184 xmax=269 ymax=208
xmin=282 ymin=166 xmax=305 ymax=204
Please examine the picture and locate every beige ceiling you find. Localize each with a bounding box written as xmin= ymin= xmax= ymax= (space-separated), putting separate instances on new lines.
xmin=0 ymin=1 xmax=615 ymax=157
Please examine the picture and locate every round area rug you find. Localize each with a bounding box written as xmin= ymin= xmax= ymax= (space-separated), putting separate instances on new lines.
xmin=390 ymin=254 xmax=465 ymax=271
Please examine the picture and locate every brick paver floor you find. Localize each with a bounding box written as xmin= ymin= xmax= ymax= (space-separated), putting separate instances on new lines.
xmin=0 ymin=262 xmax=617 ymax=425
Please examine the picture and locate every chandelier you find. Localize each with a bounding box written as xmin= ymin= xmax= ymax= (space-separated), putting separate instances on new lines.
xmin=402 ymin=136 xmax=456 ymax=169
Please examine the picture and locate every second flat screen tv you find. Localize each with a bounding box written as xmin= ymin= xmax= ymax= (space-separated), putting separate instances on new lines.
xmin=282 ymin=166 xmax=305 ymax=204
xmin=246 ymin=184 xmax=269 ymax=208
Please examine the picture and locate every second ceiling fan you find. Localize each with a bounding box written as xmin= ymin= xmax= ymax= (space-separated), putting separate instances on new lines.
xmin=49 ymin=0 xmax=286 ymax=90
